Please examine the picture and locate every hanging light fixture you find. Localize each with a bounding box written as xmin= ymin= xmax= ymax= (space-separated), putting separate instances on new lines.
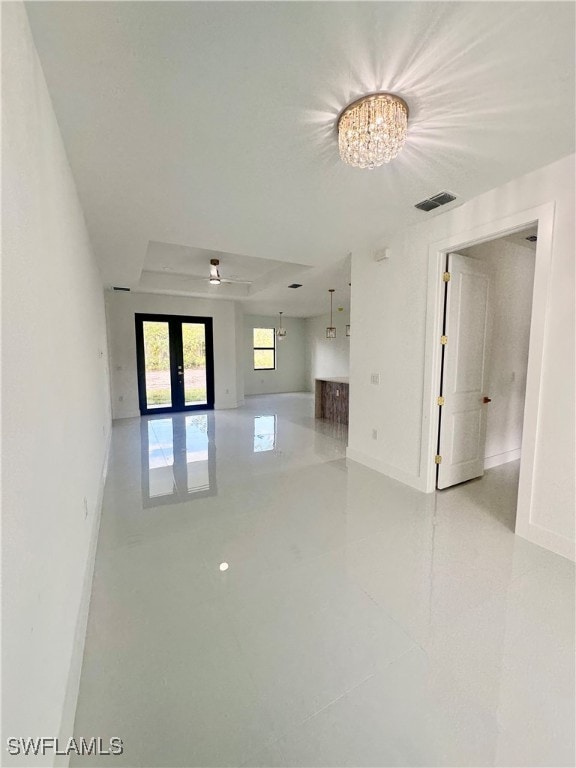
xmin=326 ymin=289 xmax=336 ymax=338
xmin=338 ymin=92 xmax=409 ymax=169
xmin=209 ymin=258 xmax=221 ymax=285
xmin=276 ymin=311 xmax=287 ymax=340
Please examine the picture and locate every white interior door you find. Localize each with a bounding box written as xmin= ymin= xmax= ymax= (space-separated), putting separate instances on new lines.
xmin=437 ymin=253 xmax=492 ymax=489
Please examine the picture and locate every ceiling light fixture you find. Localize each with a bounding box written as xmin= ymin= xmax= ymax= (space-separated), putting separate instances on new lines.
xmin=326 ymin=289 xmax=336 ymax=339
xmin=338 ymin=93 xmax=409 ymax=169
xmin=276 ymin=311 xmax=287 ymax=340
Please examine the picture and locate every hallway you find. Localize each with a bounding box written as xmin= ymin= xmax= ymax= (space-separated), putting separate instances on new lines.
xmin=73 ymin=394 xmax=574 ymax=767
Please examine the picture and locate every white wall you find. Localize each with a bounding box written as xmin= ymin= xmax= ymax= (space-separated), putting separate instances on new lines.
xmin=348 ymin=155 xmax=575 ymax=559
xmin=106 ymin=291 xmax=244 ymax=418
xmin=244 ymin=314 xmax=308 ymax=395
xmin=462 ymin=239 xmax=535 ymax=468
xmin=306 ymin=310 xmax=350 ymax=390
xmin=2 ymin=4 xmax=112 ymax=762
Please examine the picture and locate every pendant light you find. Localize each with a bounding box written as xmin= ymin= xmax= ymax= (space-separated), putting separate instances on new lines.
xmin=326 ymin=289 xmax=336 ymax=338
xmin=276 ymin=311 xmax=287 ymax=340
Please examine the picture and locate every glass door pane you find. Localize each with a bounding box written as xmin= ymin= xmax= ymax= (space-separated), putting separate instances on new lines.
xmin=182 ymin=322 xmax=207 ymax=406
xmin=143 ymin=321 xmax=172 ymax=409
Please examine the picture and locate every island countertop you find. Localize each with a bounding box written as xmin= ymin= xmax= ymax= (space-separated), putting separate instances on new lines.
xmin=315 ymin=376 xmax=349 ymax=384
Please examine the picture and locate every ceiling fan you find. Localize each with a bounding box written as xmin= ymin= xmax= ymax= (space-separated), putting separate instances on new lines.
xmin=207 ymin=258 xmax=252 ymax=286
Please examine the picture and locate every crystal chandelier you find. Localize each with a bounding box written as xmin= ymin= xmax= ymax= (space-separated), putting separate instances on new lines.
xmin=276 ymin=311 xmax=287 ymax=340
xmin=338 ymin=93 xmax=409 ymax=169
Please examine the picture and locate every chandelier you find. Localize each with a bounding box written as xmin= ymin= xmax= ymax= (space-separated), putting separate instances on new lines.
xmin=276 ymin=311 xmax=287 ymax=340
xmin=338 ymin=93 xmax=409 ymax=169
xmin=326 ymin=289 xmax=336 ymax=338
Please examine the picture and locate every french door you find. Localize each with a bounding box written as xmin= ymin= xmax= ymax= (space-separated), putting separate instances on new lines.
xmin=135 ymin=314 xmax=215 ymax=415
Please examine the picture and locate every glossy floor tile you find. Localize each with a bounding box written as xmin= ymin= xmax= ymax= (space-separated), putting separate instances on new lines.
xmin=73 ymin=394 xmax=575 ymax=767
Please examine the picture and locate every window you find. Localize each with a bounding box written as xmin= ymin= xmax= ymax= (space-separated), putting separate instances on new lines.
xmin=253 ymin=328 xmax=275 ymax=370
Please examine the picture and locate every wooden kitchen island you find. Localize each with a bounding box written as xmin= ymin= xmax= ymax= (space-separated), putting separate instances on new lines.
xmin=315 ymin=376 xmax=349 ymax=425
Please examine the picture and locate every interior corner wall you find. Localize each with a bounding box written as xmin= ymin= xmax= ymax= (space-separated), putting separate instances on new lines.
xmin=305 ymin=311 xmax=351 ymax=391
xmin=347 ymin=154 xmax=575 ymax=558
xmin=243 ymin=314 xmax=308 ymax=395
xmin=2 ymin=3 xmax=112 ymax=763
xmin=106 ymin=291 xmax=243 ymax=418
xmin=462 ymin=239 xmax=536 ymax=469
xmin=234 ymin=303 xmax=246 ymax=406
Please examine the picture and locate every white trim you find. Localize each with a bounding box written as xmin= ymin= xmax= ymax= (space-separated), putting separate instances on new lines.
xmin=484 ymin=448 xmax=521 ymax=470
xmin=516 ymin=524 xmax=575 ymax=562
xmin=55 ymin=428 xmax=112 ymax=767
xmin=346 ymin=448 xmax=427 ymax=491
xmin=419 ymin=202 xmax=565 ymax=556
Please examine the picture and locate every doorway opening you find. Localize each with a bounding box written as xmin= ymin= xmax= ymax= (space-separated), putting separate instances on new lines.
xmin=435 ymin=225 xmax=537 ymax=492
xmin=135 ymin=314 xmax=215 ymax=415
xmin=420 ymin=201 xmax=555 ymax=547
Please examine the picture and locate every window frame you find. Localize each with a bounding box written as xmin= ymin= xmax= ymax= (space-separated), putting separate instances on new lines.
xmin=253 ymin=327 xmax=276 ymax=371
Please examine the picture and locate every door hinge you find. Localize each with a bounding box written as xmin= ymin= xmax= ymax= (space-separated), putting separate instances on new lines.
xmin=437 ymin=396 xmax=445 ymax=406
xmin=435 ymin=454 xmax=442 ymax=464
xmin=443 ymin=271 xmax=451 ymax=282
xmin=440 ymin=335 xmax=448 ymax=345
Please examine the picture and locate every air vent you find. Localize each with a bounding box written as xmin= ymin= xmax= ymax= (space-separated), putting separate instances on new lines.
xmin=415 ymin=191 xmax=457 ymax=212
xmin=288 ymin=283 xmax=302 ymax=289
xmin=113 ymin=286 xmax=130 ymax=291
xmin=526 ymin=235 xmax=537 ymax=242
xmin=414 ymin=199 xmax=440 ymax=212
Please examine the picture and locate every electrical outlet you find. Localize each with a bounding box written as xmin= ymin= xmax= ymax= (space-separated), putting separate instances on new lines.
xmin=371 ymin=373 xmax=380 ymax=385
xmin=372 ymin=429 xmax=378 ymax=440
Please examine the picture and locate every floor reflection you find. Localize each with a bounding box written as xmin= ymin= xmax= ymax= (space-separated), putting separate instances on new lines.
xmin=140 ymin=412 xmax=216 ymax=507
xmin=253 ymin=414 xmax=277 ymax=452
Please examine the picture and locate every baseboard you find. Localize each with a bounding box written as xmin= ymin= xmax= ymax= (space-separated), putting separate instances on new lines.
xmin=345 ymin=447 xmax=427 ymax=492
xmin=54 ymin=427 xmax=112 ymax=767
xmin=484 ymin=448 xmax=521 ymax=470
xmin=516 ymin=519 xmax=575 ymax=562
xmin=244 ymin=389 xmax=312 ymax=397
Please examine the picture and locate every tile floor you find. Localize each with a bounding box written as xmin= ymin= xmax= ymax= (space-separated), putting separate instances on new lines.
xmin=73 ymin=393 xmax=575 ymax=767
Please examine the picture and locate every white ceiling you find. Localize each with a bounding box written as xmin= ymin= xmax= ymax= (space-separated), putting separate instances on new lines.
xmin=26 ymin=1 xmax=575 ymax=315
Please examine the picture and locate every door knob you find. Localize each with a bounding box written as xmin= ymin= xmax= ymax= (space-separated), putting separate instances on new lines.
xmin=482 ymin=396 xmax=492 ymax=404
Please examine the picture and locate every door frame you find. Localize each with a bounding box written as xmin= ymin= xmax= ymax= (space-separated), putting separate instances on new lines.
xmin=135 ymin=313 xmax=215 ymax=415
xmin=420 ymin=201 xmax=555 ymax=545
